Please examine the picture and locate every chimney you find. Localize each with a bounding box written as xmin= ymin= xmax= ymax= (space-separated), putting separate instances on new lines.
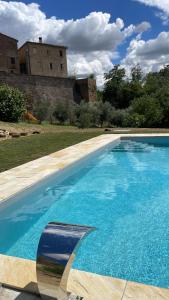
xmin=39 ymin=37 xmax=42 ymax=43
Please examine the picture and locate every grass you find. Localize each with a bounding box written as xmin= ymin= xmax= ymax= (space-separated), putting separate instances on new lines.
xmin=0 ymin=121 xmax=102 ymax=133
xmin=0 ymin=131 xmax=102 ymax=173
xmin=1 ymin=120 xmax=169 ymax=173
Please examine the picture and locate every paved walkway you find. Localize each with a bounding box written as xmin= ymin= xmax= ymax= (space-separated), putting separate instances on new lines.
xmin=0 ymin=286 xmax=40 ymax=300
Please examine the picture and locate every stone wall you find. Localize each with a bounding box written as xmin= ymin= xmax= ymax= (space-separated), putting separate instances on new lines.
xmin=0 ymin=72 xmax=97 ymax=109
xmin=74 ymin=78 xmax=97 ymax=103
xmin=0 ymin=34 xmax=19 ymax=74
xmin=0 ymin=72 xmax=75 ymax=109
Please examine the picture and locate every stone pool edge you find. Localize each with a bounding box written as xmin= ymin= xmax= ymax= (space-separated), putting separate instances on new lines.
xmin=1 ymin=133 xmax=169 ymax=300
xmin=0 ymin=134 xmax=120 ymax=203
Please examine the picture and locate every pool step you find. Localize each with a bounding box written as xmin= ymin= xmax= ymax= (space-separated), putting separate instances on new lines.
xmin=111 ymin=141 xmax=154 ymax=153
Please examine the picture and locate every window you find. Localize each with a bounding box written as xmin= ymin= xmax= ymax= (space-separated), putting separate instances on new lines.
xmin=47 ymin=49 xmax=50 ymax=55
xmin=50 ymin=63 xmax=53 ymax=70
xmin=11 ymin=57 xmax=15 ymax=65
xmin=60 ymin=64 xmax=63 ymax=71
xmin=59 ymin=50 xmax=63 ymax=57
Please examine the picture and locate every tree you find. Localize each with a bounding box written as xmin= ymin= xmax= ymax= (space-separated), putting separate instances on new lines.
xmin=111 ymin=109 xmax=129 ymax=127
xmin=131 ymin=95 xmax=163 ymax=127
xmin=97 ymin=90 xmax=103 ymax=102
xmin=131 ymin=64 xmax=143 ymax=82
xmin=78 ymin=112 xmax=91 ymax=128
xmin=154 ymin=88 xmax=169 ymax=127
xmin=0 ymin=85 xmax=26 ymax=122
xmin=75 ymin=101 xmax=91 ymax=128
xmin=123 ymin=113 xmax=145 ymax=128
xmin=103 ymin=65 xmax=127 ymax=109
xmin=33 ymin=100 xmax=49 ymax=124
xmin=53 ymin=101 xmax=69 ymax=124
xmin=144 ymin=65 xmax=169 ymax=95
xmin=98 ymin=101 xmax=114 ymax=127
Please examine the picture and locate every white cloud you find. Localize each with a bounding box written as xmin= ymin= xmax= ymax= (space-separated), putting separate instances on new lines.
xmin=0 ymin=1 xmax=151 ymax=86
xmin=122 ymin=31 xmax=169 ymax=75
xmin=135 ymin=21 xmax=151 ymax=33
xmin=135 ymin=0 xmax=169 ymax=24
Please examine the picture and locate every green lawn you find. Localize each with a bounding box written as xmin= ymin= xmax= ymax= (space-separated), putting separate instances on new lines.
xmin=1 ymin=120 xmax=169 ymax=173
xmin=0 ymin=132 xmax=101 ymax=173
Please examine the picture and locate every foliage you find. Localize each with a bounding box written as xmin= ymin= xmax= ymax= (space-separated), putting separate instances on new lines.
xmin=103 ymin=65 xmax=127 ymax=108
xmin=0 ymin=85 xmax=26 ymax=122
xmin=75 ymin=101 xmax=91 ymax=128
xmin=130 ymin=95 xmax=163 ymax=127
xmin=33 ymin=100 xmax=49 ymax=124
xmin=53 ymin=101 xmax=69 ymax=124
xmin=100 ymin=64 xmax=169 ymax=128
xmin=97 ymin=90 xmax=103 ymax=102
xmin=111 ymin=109 xmax=129 ymax=127
xmin=102 ymin=64 xmax=145 ymax=109
xmin=123 ymin=113 xmax=146 ymax=128
xmin=98 ymin=101 xmax=114 ymax=127
xmin=2 ymin=64 xmax=169 ymax=129
xmin=75 ymin=101 xmax=114 ymax=128
xmin=88 ymin=73 xmax=95 ymax=79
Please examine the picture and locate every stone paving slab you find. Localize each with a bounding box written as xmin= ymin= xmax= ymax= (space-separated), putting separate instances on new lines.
xmin=0 ymin=286 xmax=40 ymax=300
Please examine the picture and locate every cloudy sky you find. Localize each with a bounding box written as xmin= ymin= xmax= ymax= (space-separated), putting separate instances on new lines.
xmin=0 ymin=0 xmax=169 ymax=86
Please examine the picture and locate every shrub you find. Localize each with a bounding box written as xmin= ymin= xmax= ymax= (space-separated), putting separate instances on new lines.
xmin=33 ymin=100 xmax=49 ymax=124
xmin=98 ymin=101 xmax=114 ymax=127
xmin=123 ymin=113 xmax=145 ymax=128
xmin=154 ymin=88 xmax=169 ymax=127
xmin=75 ymin=101 xmax=91 ymax=128
xmin=111 ymin=109 xmax=128 ymax=127
xmin=78 ymin=112 xmax=91 ymax=128
xmin=76 ymin=101 xmax=114 ymax=128
xmin=0 ymin=85 xmax=26 ymax=122
xmin=131 ymin=95 xmax=163 ymax=127
xmin=53 ymin=101 xmax=69 ymax=124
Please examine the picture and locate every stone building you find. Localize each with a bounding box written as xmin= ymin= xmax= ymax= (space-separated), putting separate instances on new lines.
xmin=0 ymin=32 xmax=97 ymax=106
xmin=19 ymin=38 xmax=67 ymax=78
xmin=0 ymin=33 xmax=20 ymax=74
xmin=75 ymin=78 xmax=97 ymax=102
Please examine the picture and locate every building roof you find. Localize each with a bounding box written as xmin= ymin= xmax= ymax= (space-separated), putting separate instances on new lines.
xmin=0 ymin=32 xmax=18 ymax=42
xmin=19 ymin=41 xmax=67 ymax=51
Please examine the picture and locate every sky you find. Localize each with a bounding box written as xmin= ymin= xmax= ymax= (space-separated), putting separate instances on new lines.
xmin=0 ymin=0 xmax=169 ymax=86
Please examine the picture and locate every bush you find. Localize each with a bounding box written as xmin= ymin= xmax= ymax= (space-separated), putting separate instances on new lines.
xmin=131 ymin=95 xmax=163 ymax=127
xmin=154 ymin=88 xmax=169 ymax=127
xmin=123 ymin=113 xmax=145 ymax=128
xmin=111 ymin=109 xmax=128 ymax=127
xmin=98 ymin=101 xmax=114 ymax=127
xmin=75 ymin=101 xmax=91 ymax=128
xmin=78 ymin=112 xmax=91 ymax=128
xmin=53 ymin=101 xmax=69 ymax=124
xmin=33 ymin=100 xmax=49 ymax=124
xmin=0 ymin=85 xmax=26 ymax=122
xmin=75 ymin=101 xmax=114 ymax=128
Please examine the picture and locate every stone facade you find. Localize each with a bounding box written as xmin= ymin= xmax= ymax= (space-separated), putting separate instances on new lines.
xmin=0 ymin=72 xmax=75 ymax=108
xmin=0 ymin=32 xmax=97 ymax=105
xmin=19 ymin=41 xmax=68 ymax=78
xmin=74 ymin=78 xmax=97 ymax=103
xmin=0 ymin=33 xmax=20 ymax=74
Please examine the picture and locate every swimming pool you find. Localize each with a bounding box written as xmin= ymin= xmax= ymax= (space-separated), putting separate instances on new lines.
xmin=1 ymin=137 xmax=169 ymax=288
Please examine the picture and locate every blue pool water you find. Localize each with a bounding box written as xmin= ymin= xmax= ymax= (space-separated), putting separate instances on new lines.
xmin=1 ymin=137 xmax=169 ymax=288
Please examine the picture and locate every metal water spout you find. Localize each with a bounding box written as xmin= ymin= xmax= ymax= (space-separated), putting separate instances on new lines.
xmin=36 ymin=222 xmax=95 ymax=300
